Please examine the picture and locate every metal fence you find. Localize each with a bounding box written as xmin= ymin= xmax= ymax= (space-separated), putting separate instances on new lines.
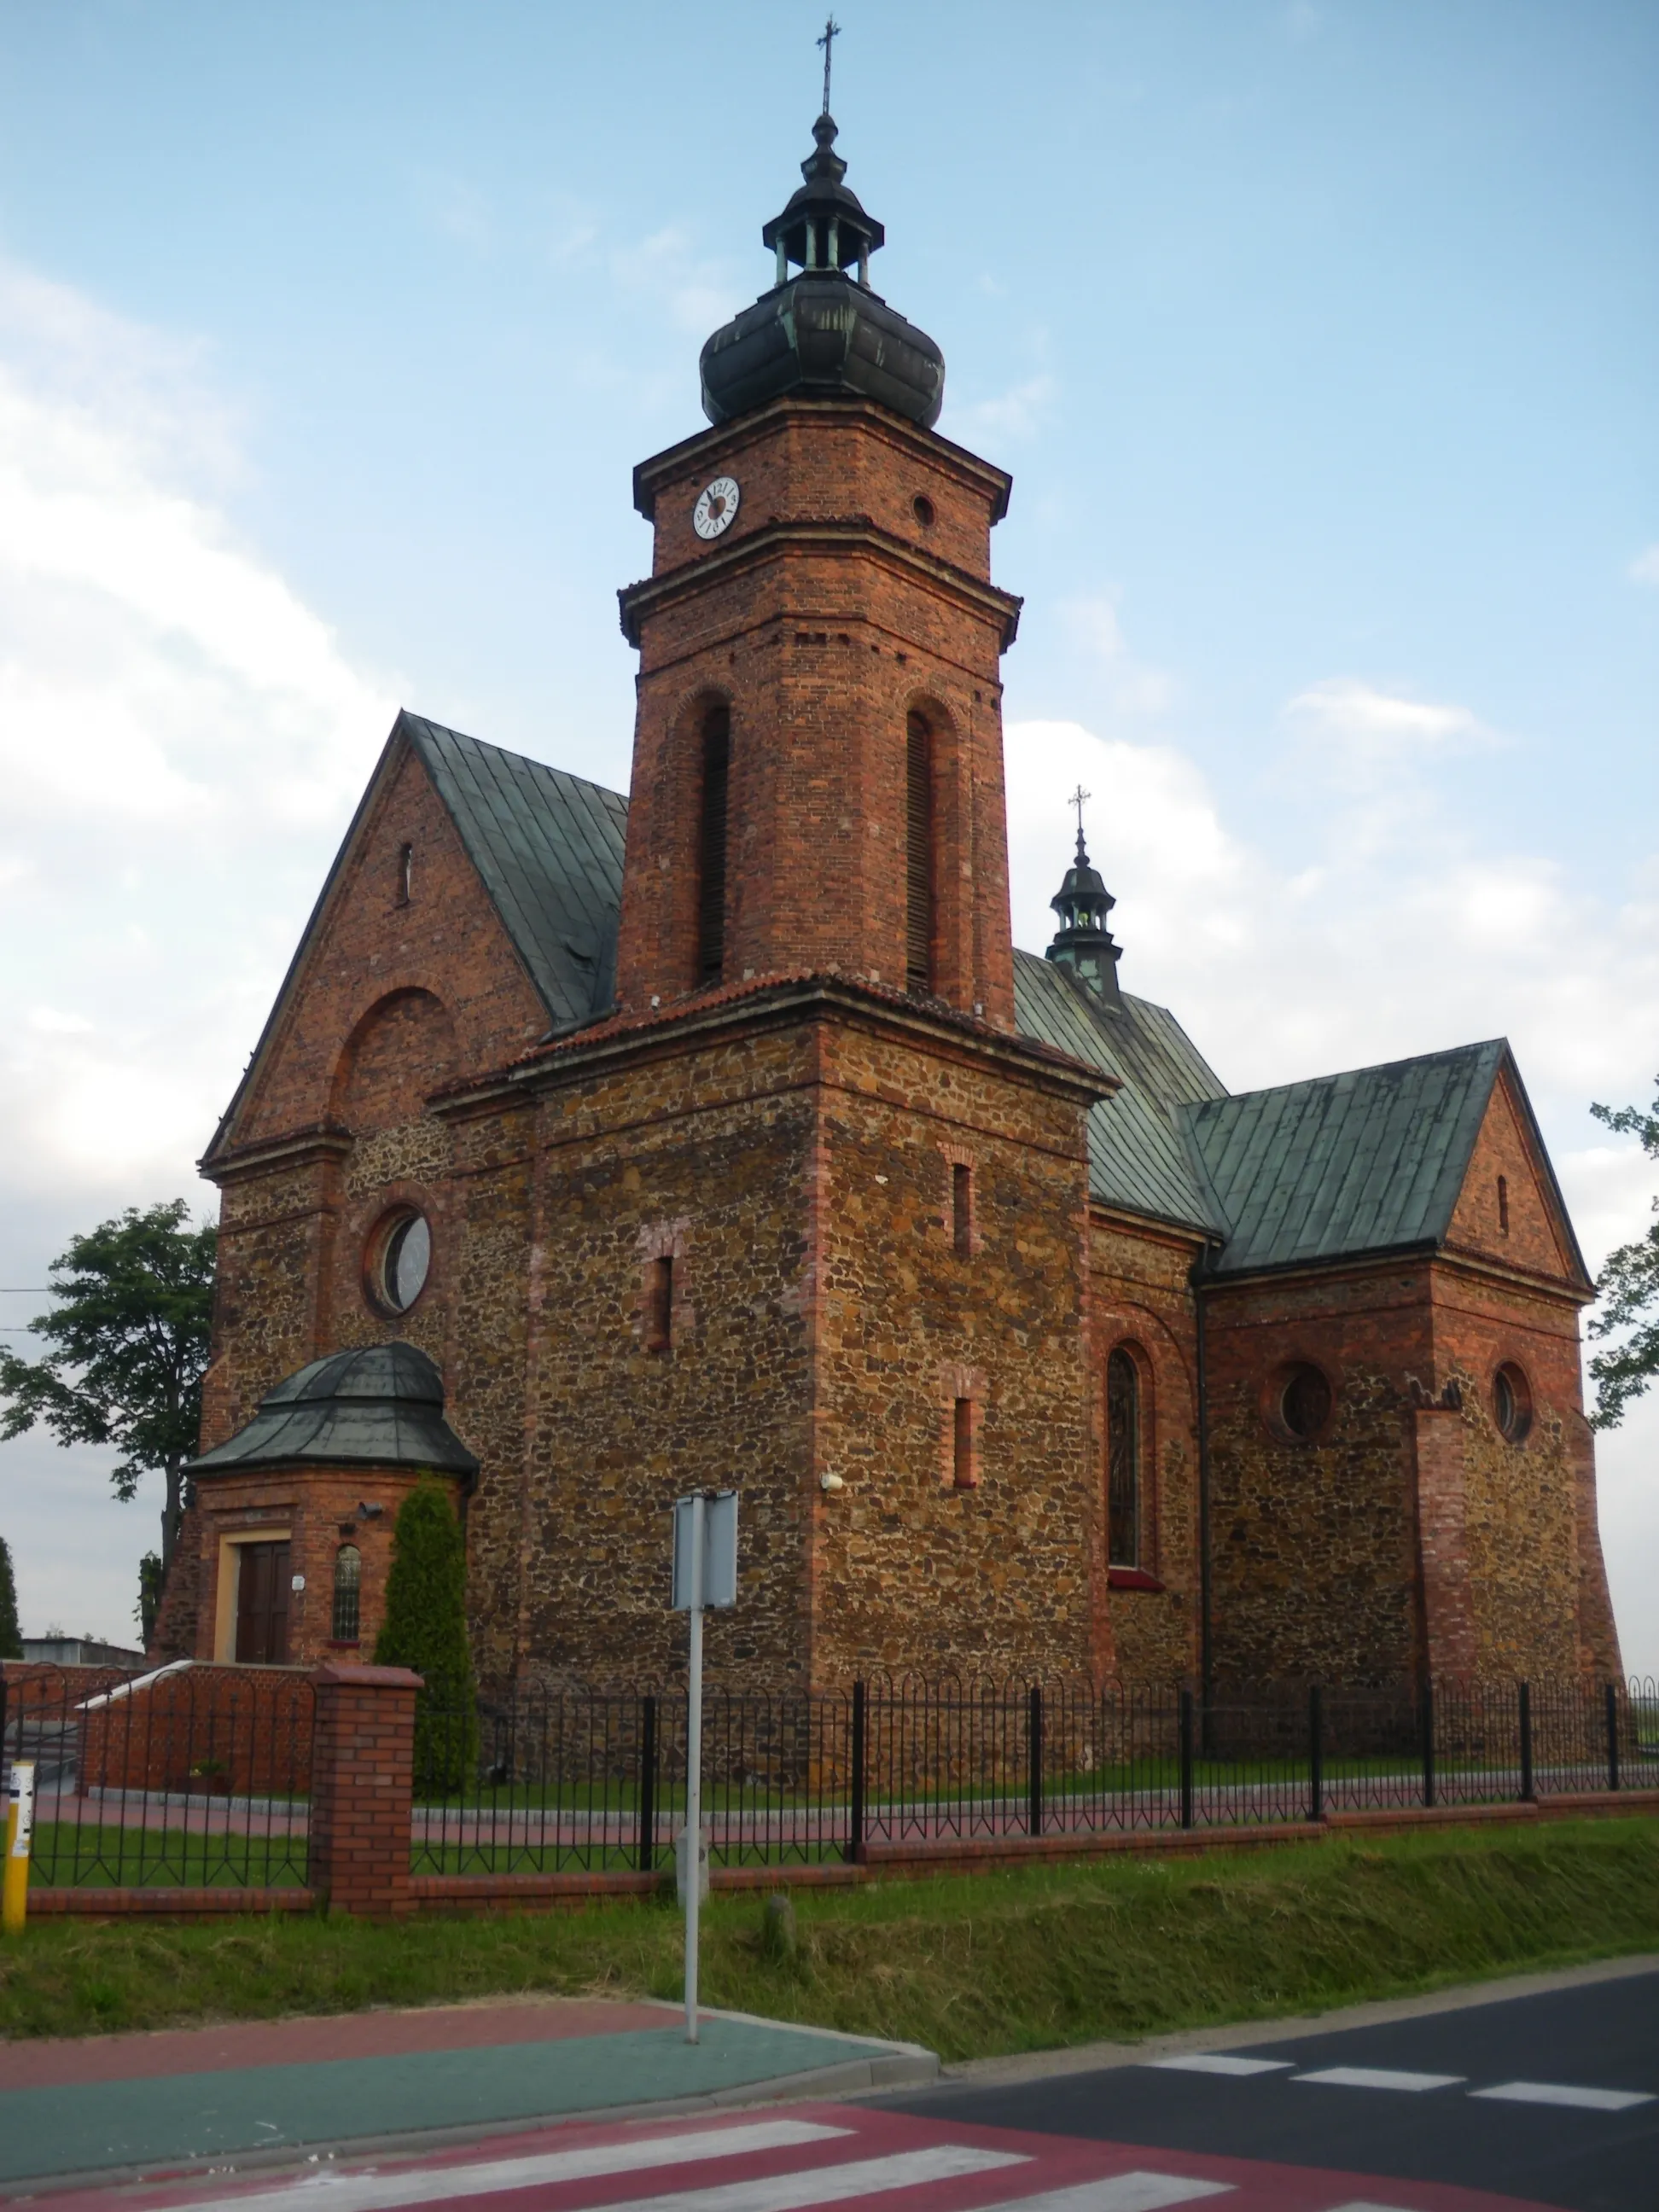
xmin=410 ymin=1672 xmax=1659 ymax=1878
xmin=0 ymin=1662 xmax=312 ymax=1889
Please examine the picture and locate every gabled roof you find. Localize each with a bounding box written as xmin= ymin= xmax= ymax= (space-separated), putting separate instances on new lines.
xmin=1014 ymin=952 xmax=1228 ymax=1235
xmin=400 ymin=714 xmax=627 ymax=1033
xmin=1179 ymin=1039 xmax=1585 ymax=1282
xmin=204 ymin=713 xmax=627 ymax=1163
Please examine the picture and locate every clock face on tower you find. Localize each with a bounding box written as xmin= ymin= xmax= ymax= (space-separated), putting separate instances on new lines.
xmin=692 ymin=476 xmax=741 ymax=540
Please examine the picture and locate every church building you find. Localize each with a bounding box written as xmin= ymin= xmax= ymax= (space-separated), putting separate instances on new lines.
xmin=154 ymin=110 xmax=1621 ymax=1697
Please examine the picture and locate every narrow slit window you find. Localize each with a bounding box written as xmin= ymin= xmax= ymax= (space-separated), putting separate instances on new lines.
xmin=1497 ymin=1174 xmax=1510 ymax=1235
xmin=1107 ymin=1347 xmax=1140 ymax=1568
xmin=952 ymin=1396 xmax=976 ymax=1489
xmin=646 ymin=1254 xmax=674 ymax=1353
xmin=396 ymin=843 xmax=413 ymax=905
xmin=331 ymin=1544 xmax=362 ymax=1643
xmin=697 ymin=705 xmax=731 ymax=983
xmin=905 ymin=710 xmax=934 ymax=994
xmin=952 ymin=1161 xmax=973 ymax=1256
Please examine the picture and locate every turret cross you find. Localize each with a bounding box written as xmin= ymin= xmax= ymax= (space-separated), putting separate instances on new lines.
xmin=818 ymin=16 xmax=841 ymax=115
xmin=1070 ymin=784 xmax=1091 ymax=850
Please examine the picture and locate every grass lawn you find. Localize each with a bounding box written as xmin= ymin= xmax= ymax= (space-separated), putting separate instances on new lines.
xmin=1 ymin=1817 xmax=1655 ymax=2060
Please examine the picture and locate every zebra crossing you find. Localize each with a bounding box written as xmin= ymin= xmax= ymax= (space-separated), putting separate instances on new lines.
xmin=59 ymin=2100 xmax=1561 ymax=2212
xmin=1149 ymin=2050 xmax=1656 ymax=2108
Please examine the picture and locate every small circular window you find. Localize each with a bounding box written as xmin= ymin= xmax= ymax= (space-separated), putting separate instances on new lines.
xmin=1278 ymin=1362 xmax=1332 ymax=1442
xmin=1493 ymin=1363 xmax=1532 ymax=1443
xmin=911 ymin=493 xmax=936 ymax=528
xmin=367 ymin=1209 xmax=430 ymax=1315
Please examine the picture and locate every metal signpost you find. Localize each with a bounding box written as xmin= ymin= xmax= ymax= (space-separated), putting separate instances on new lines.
xmin=671 ymin=1490 xmax=737 ymax=2043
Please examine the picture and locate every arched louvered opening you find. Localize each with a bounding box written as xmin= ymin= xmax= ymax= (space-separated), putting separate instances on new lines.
xmin=696 ymin=702 xmax=731 ymax=984
xmin=1107 ymin=1346 xmax=1141 ymax=1569
xmin=905 ymin=708 xmax=935 ymax=995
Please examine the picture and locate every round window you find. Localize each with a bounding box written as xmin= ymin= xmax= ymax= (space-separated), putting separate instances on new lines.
xmin=368 ymin=1210 xmax=430 ymax=1315
xmin=1493 ymin=1363 xmax=1532 ymax=1444
xmin=911 ymin=493 xmax=936 ymax=528
xmin=1278 ymin=1363 xmax=1332 ymax=1441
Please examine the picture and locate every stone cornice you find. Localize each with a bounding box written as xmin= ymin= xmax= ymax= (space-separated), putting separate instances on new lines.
xmin=618 ymin=515 xmax=1023 ymax=651
xmin=430 ymin=973 xmax=1116 ymax=1121
xmin=199 ymin=1122 xmax=353 ymax=1187
xmin=1197 ymin=1236 xmax=1589 ymax=1310
xmin=631 ymin=395 xmax=1014 ymax=524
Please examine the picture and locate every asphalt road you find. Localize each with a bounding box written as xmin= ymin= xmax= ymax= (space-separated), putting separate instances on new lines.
xmin=882 ymin=1968 xmax=1659 ymax=2212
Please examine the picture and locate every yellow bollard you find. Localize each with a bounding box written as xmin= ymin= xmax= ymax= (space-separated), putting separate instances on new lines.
xmin=3 ymin=1759 xmax=35 ymax=1935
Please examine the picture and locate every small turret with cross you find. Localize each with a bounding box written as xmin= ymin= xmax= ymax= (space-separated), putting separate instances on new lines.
xmin=1045 ymin=789 xmax=1123 ymax=1004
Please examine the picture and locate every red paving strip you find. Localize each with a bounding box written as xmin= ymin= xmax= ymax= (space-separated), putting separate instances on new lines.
xmin=0 ymin=1998 xmax=675 ymax=2091
xmin=27 ymin=2100 xmax=1562 ymax=2212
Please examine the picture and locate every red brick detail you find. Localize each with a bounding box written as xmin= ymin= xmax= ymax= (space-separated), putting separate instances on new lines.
xmin=615 ymin=399 xmax=1020 ymax=1030
xmin=1413 ymin=1401 xmax=1476 ymax=1681
xmin=308 ymin=1662 xmax=422 ymax=1918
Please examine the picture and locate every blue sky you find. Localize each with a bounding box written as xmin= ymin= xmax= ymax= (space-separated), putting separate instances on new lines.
xmin=0 ymin=1 xmax=1656 ymax=1662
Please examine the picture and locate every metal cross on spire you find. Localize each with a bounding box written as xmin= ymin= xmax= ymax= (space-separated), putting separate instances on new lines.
xmin=1070 ymin=783 xmax=1091 ymax=854
xmin=818 ymin=15 xmax=841 ymax=115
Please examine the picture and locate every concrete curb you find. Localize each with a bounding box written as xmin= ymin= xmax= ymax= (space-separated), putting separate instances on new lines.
xmin=897 ymin=1948 xmax=1659 ymax=2093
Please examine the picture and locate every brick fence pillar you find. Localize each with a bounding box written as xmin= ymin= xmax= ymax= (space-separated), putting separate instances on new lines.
xmin=309 ymin=1662 xmax=422 ymax=1918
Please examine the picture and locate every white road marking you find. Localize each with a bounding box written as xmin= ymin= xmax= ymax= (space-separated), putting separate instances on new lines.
xmin=1323 ymin=2203 xmax=1422 ymax=2209
xmin=1470 ymin=2080 xmax=1656 ymax=2112
xmin=1295 ymin=2067 xmax=1464 ymax=2093
xmin=1147 ymin=2055 xmax=1293 ymax=2077
xmin=201 ymin=2119 xmax=853 ymax=2212
xmin=588 ymin=2144 xmax=1030 ymax=2212
xmin=977 ymin=2174 xmax=1234 ymax=2210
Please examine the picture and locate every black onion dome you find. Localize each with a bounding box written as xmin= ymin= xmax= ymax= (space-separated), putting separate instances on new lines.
xmin=699 ymin=114 xmax=945 ymax=430
xmin=188 ymin=1342 xmax=480 ymax=1477
xmin=1046 ymin=830 xmax=1124 ymax=1006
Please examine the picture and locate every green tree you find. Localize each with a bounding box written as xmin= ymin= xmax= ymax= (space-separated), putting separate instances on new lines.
xmin=1588 ymin=1080 xmax=1659 ymax=1429
xmin=136 ymin=1551 xmax=165 ymax=1647
xmin=374 ymin=1476 xmax=477 ymax=1791
xmin=0 ymin=1202 xmax=216 ymax=1575
xmin=0 ymin=1535 xmax=21 ymax=1660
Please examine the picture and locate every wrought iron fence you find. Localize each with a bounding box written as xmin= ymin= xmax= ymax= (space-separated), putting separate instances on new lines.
xmin=407 ymin=1671 xmax=1659 ymax=1877
xmin=0 ymin=1662 xmax=312 ymax=1889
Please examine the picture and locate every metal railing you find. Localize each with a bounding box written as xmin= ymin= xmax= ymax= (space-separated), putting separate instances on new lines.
xmin=0 ymin=1662 xmax=312 ymax=1889
xmin=408 ymin=1671 xmax=1659 ymax=1877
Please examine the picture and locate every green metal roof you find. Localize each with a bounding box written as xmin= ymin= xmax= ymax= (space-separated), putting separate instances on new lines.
xmin=401 ymin=713 xmax=627 ymax=1031
xmin=1180 ymin=1039 xmax=1514 ymax=1278
xmin=1013 ymin=952 xmax=1228 ymax=1234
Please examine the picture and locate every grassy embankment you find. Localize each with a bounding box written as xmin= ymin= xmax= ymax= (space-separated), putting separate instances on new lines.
xmin=2 ymin=1818 xmax=1656 ymax=2059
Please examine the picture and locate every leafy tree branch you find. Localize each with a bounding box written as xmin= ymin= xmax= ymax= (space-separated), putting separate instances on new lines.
xmin=0 ymin=1201 xmax=217 ymax=1575
xmin=1587 ymin=1082 xmax=1659 ymax=1429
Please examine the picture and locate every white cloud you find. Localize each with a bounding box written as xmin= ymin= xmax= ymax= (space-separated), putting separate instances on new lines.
xmin=946 ymin=371 xmax=1057 ymax=445
xmin=1630 ymin=544 xmax=1659 ymax=586
xmin=0 ymin=257 xmax=399 ymax=1639
xmin=1062 ymin=593 xmax=1180 ymax=717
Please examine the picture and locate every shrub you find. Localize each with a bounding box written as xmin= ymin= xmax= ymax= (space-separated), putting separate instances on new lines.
xmin=373 ymin=1476 xmax=477 ymax=1792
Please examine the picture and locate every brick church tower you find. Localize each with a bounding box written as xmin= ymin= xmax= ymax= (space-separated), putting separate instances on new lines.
xmin=614 ymin=113 xmax=1022 ymax=1031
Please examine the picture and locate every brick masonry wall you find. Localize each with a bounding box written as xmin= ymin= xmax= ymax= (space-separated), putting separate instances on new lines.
xmin=617 ymin=399 xmax=1020 ymax=1029
xmin=1203 ymin=1261 xmax=1431 ymax=1685
xmin=805 ymin=1010 xmax=1101 ymax=1683
xmin=77 ymin=1663 xmax=313 ymax=1796
xmin=1087 ymin=1214 xmax=1205 ymax=1682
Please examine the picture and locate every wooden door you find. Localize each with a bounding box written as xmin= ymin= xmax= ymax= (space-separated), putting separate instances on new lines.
xmin=235 ymin=1540 xmax=291 ymax=1665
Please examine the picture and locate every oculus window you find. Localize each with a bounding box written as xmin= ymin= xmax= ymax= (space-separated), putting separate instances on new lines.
xmin=368 ymin=1210 xmax=431 ymax=1316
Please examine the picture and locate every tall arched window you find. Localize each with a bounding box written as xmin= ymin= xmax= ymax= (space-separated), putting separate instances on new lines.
xmin=332 ymin=1543 xmax=362 ymax=1643
xmin=905 ymin=709 xmax=934 ymax=994
xmin=1107 ymin=1348 xmax=1140 ymax=1569
xmin=697 ymin=702 xmax=731 ymax=984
